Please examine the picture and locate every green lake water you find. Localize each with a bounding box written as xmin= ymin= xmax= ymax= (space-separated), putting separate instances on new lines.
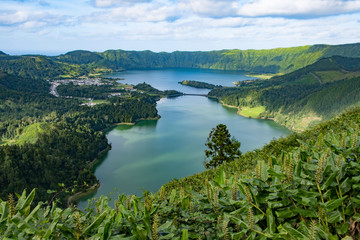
xmin=78 ymin=69 xmax=291 ymax=208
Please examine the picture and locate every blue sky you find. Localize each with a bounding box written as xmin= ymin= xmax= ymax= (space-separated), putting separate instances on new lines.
xmin=1 ymin=0 xmax=360 ymax=55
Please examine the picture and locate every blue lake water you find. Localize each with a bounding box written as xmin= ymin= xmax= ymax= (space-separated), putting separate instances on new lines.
xmin=78 ymin=69 xmax=291 ymax=208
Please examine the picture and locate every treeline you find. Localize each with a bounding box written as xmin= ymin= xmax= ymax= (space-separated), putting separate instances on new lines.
xmin=2 ymin=43 xmax=360 ymax=80
xmin=179 ymin=80 xmax=220 ymax=89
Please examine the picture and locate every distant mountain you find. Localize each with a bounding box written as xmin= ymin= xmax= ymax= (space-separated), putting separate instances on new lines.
xmin=209 ymin=56 xmax=360 ymax=130
xmin=1 ymin=43 xmax=360 ymax=79
xmin=56 ymin=43 xmax=360 ymax=74
xmin=57 ymin=50 xmax=103 ymax=64
xmin=0 ymin=51 xmax=7 ymax=56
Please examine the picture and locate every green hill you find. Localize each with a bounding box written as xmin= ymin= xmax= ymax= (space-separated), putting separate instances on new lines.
xmin=1 ymin=42 xmax=360 ymax=79
xmin=1 ymin=106 xmax=359 ymax=239
xmin=57 ymin=43 xmax=360 ymax=74
xmin=209 ymin=56 xmax=360 ymax=131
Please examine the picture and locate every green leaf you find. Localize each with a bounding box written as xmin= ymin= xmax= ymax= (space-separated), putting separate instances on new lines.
xmin=275 ymin=207 xmax=297 ymax=219
xmin=43 ymin=217 xmax=60 ymax=239
xmin=213 ymin=166 xmax=226 ymax=186
xmin=158 ymin=221 xmax=172 ymax=232
xmin=25 ymin=204 xmax=41 ymax=223
xmin=15 ymin=189 xmax=36 ymax=216
xmin=159 ymin=233 xmax=175 ymax=239
xmin=83 ymin=210 xmax=108 ymax=235
xmin=11 ymin=215 xmax=38 ymax=235
xmin=266 ymin=207 xmax=276 ymax=234
xmin=102 ymin=219 xmax=112 ymax=240
xmin=337 ymin=222 xmax=350 ymax=235
xmin=324 ymin=196 xmax=347 ymax=212
xmin=181 ymin=196 xmax=190 ymax=210
xmin=267 ymin=168 xmax=286 ymax=181
xmin=321 ymin=168 xmax=339 ymax=190
xmin=292 ymin=208 xmax=318 ymax=218
xmin=327 ymin=210 xmax=343 ymax=223
xmin=0 ymin=201 xmax=9 ymax=223
xmin=281 ymin=222 xmax=309 ymax=239
xmin=181 ymin=229 xmax=189 ymax=240
xmin=169 ymin=190 xmax=177 ymax=204
xmin=340 ymin=178 xmax=351 ymax=194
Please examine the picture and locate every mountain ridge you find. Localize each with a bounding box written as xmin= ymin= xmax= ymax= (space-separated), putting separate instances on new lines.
xmin=1 ymin=42 xmax=360 ymax=79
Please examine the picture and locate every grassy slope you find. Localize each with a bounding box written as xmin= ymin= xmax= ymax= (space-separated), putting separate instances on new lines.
xmin=1 ymin=122 xmax=51 ymax=145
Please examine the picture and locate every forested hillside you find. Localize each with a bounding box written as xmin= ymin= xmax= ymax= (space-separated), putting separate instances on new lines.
xmin=1 ymin=106 xmax=359 ymax=239
xmin=1 ymin=43 xmax=360 ymax=79
xmin=0 ymin=72 xmax=161 ymax=205
xmin=209 ymin=56 xmax=360 ymax=131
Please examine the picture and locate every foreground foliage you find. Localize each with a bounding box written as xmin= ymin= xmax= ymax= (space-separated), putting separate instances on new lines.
xmin=1 ymin=108 xmax=359 ymax=239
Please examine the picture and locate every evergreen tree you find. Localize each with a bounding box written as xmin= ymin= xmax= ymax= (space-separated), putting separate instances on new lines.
xmin=204 ymin=124 xmax=241 ymax=169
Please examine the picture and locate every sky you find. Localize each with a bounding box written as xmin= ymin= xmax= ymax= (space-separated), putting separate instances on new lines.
xmin=1 ymin=0 xmax=360 ymax=55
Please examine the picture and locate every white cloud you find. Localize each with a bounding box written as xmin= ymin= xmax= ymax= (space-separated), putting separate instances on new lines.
xmin=237 ymin=0 xmax=360 ymax=18
xmin=0 ymin=9 xmax=74 ymax=30
xmin=178 ymin=0 xmax=239 ymax=18
xmin=1 ymin=0 xmax=360 ymax=53
xmin=92 ymin=0 xmax=150 ymax=8
xmin=86 ymin=1 xmax=178 ymax=22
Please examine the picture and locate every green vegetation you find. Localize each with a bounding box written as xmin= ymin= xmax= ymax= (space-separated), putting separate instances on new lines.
xmin=238 ymin=106 xmax=265 ymax=118
xmin=1 ymin=44 xmax=360 ymax=238
xmin=1 ymin=107 xmax=359 ymax=239
xmin=1 ymin=43 xmax=360 ymax=80
xmin=135 ymin=82 xmax=183 ymax=97
xmin=1 ymin=122 xmax=50 ymax=146
xmin=179 ymin=80 xmax=220 ymax=89
xmin=245 ymin=73 xmax=282 ymax=79
xmin=204 ymin=124 xmax=241 ymax=169
xmin=0 ymin=72 xmax=162 ymax=205
xmin=57 ymin=83 xmax=121 ymax=99
xmin=210 ymin=56 xmax=360 ymax=130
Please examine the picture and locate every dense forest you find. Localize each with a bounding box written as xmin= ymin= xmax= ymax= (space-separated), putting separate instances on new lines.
xmin=2 ymin=43 xmax=360 ymax=80
xmin=0 ymin=72 xmax=161 ymax=205
xmin=209 ymin=56 xmax=360 ymax=130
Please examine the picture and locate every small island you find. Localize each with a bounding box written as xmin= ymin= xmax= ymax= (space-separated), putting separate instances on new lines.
xmin=179 ymin=80 xmax=221 ymax=89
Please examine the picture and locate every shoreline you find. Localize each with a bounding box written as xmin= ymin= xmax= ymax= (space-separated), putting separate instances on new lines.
xmin=217 ymin=98 xmax=293 ymax=131
xmin=67 ymin=115 xmax=161 ymax=207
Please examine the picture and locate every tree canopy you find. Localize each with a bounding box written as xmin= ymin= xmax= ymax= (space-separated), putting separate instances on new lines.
xmin=204 ymin=124 xmax=241 ymax=169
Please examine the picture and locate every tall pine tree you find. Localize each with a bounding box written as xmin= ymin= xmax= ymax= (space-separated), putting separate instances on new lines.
xmin=204 ymin=124 xmax=241 ymax=169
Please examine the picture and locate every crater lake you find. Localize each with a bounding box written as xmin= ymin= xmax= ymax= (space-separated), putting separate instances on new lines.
xmin=78 ymin=69 xmax=291 ymax=208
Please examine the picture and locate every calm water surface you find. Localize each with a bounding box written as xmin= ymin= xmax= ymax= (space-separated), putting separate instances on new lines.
xmin=78 ymin=69 xmax=291 ymax=208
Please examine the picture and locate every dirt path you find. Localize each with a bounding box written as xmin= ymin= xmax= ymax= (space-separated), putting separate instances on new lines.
xmin=67 ymin=183 xmax=99 ymax=207
xmin=310 ymin=72 xmax=322 ymax=85
xmin=50 ymin=83 xmax=60 ymax=97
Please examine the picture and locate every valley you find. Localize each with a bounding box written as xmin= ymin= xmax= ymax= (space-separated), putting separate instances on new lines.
xmin=0 ymin=43 xmax=359 ymax=239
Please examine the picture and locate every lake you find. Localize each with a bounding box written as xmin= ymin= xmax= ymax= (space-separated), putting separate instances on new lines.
xmin=78 ymin=69 xmax=291 ymax=208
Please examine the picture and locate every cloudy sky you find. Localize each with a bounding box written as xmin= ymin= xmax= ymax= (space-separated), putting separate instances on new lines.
xmin=1 ymin=0 xmax=360 ymax=55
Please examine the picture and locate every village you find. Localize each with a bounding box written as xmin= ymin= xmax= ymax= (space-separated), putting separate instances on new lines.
xmin=49 ymin=77 xmax=138 ymax=106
